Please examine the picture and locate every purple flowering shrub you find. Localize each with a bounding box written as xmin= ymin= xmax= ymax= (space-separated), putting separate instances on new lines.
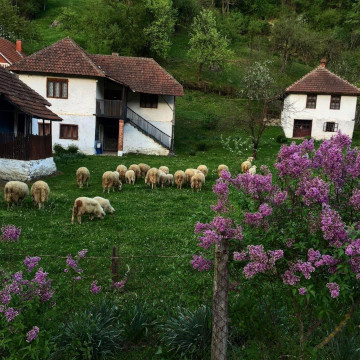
xmin=192 ymin=132 xmax=360 ymax=349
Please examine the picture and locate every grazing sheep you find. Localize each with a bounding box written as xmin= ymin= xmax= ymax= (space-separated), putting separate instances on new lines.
xmin=71 ymin=197 xmax=105 ymax=224
xmin=166 ymin=174 xmax=174 ymax=186
xmin=125 ymin=170 xmax=136 ymax=185
xmin=248 ymin=165 xmax=257 ymax=175
xmin=76 ymin=167 xmax=90 ymax=188
xmin=191 ymin=172 xmax=205 ymax=192
xmin=102 ymin=171 xmax=122 ymax=193
xmin=145 ymin=168 xmax=159 ymax=189
xmin=31 ymin=181 xmax=50 ymax=209
xmin=158 ymin=170 xmax=168 ymax=188
xmin=159 ymin=166 xmax=169 ymax=175
xmin=185 ymin=168 xmax=199 ymax=186
xmin=174 ymin=170 xmax=185 ymax=189
xmin=116 ymin=165 xmax=127 ymax=182
xmin=129 ymin=164 xmax=141 ymax=180
xmin=197 ymin=165 xmax=209 ymax=177
xmin=93 ymin=196 xmax=115 ymax=214
xmin=241 ymin=157 xmax=254 ymax=173
xmin=138 ymin=163 xmax=150 ymax=177
xmin=217 ymin=164 xmax=229 ymax=178
xmin=4 ymin=181 xmax=29 ymax=209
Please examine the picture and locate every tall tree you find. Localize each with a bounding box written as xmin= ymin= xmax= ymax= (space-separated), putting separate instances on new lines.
xmin=188 ymin=9 xmax=232 ymax=81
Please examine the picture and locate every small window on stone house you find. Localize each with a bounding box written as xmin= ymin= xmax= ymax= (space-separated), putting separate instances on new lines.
xmin=323 ymin=122 xmax=338 ymax=132
xmin=140 ymin=93 xmax=158 ymax=108
xmin=60 ymin=124 xmax=78 ymax=140
xmin=306 ymin=95 xmax=317 ymax=109
xmin=47 ymin=78 xmax=68 ymax=99
xmin=330 ymin=95 xmax=341 ymax=110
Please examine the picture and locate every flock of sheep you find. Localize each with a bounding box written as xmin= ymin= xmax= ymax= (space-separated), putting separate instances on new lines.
xmin=2 ymin=157 xmax=256 ymax=225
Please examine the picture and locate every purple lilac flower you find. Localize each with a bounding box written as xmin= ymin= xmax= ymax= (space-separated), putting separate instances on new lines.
xmin=272 ymin=190 xmax=287 ymax=205
xmin=26 ymin=326 xmax=39 ymax=343
xmin=308 ymin=249 xmax=321 ymax=262
xmin=231 ymin=173 xmax=273 ymax=201
xmin=321 ymin=205 xmax=348 ymax=247
xmin=296 ymin=176 xmax=329 ymax=206
xmin=286 ymin=238 xmax=295 ymax=248
xmin=349 ymin=189 xmax=360 ymax=211
xmin=73 ymin=276 xmax=82 ymax=281
xmin=5 ymin=307 xmax=19 ymax=322
xmin=194 ymin=222 xmax=211 ymax=234
xmin=34 ymin=268 xmax=48 ymax=285
xmin=220 ymin=170 xmax=231 ymax=181
xmin=0 ymin=290 xmax=11 ymax=305
xmin=234 ymin=251 xmax=247 ymax=261
xmin=24 ymin=257 xmax=41 ymax=272
xmin=282 ymin=270 xmax=300 ymax=285
xmin=198 ymin=229 xmax=221 ymax=249
xmin=326 ymin=282 xmax=340 ymax=298
xmin=90 ymin=281 xmax=101 ymax=294
xmin=77 ymin=249 xmax=88 ymax=259
xmin=245 ymin=203 xmax=272 ymax=229
xmin=191 ymin=255 xmax=213 ymax=271
xmin=113 ymin=280 xmax=126 ymax=289
xmin=1 ymin=224 xmax=21 ymax=242
xmin=299 ymin=287 xmax=307 ymax=295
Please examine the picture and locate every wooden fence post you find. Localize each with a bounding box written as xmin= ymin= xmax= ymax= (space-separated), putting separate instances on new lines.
xmin=211 ymin=239 xmax=230 ymax=360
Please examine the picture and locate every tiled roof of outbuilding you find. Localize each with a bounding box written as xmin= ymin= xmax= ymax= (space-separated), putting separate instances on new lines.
xmin=0 ymin=38 xmax=25 ymax=65
xmin=0 ymin=66 xmax=61 ymax=120
xmin=286 ymin=66 xmax=360 ymax=95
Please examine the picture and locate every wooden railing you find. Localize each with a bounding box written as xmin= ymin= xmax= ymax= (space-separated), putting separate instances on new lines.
xmin=96 ymin=99 xmax=124 ymax=117
xmin=0 ymin=133 xmax=52 ymax=160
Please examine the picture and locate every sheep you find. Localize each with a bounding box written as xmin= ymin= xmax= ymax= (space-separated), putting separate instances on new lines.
xmin=191 ymin=172 xmax=205 ymax=192
xmin=71 ymin=197 xmax=105 ymax=224
xmin=174 ymin=170 xmax=185 ymax=189
xmin=4 ymin=181 xmax=29 ymax=209
xmin=145 ymin=168 xmax=159 ymax=189
xmin=30 ymin=181 xmax=50 ymax=209
xmin=93 ymin=196 xmax=115 ymax=214
xmin=159 ymin=166 xmax=169 ymax=175
xmin=248 ymin=165 xmax=257 ymax=175
xmin=185 ymin=168 xmax=200 ymax=186
xmin=125 ymin=170 xmax=136 ymax=185
xmin=116 ymin=165 xmax=127 ymax=182
xmin=241 ymin=157 xmax=254 ymax=173
xmin=138 ymin=163 xmax=150 ymax=177
xmin=102 ymin=171 xmax=122 ymax=193
xmin=158 ymin=170 xmax=168 ymax=188
xmin=76 ymin=167 xmax=90 ymax=188
xmin=166 ymin=174 xmax=174 ymax=186
xmin=197 ymin=165 xmax=209 ymax=177
xmin=129 ymin=164 xmax=141 ymax=180
xmin=217 ymin=164 xmax=229 ymax=178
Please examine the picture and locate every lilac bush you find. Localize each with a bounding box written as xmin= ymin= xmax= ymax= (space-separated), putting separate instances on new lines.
xmin=192 ymin=132 xmax=360 ymax=350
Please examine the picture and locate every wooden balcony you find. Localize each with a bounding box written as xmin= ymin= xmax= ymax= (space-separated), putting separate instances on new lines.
xmin=96 ymin=99 xmax=124 ymax=118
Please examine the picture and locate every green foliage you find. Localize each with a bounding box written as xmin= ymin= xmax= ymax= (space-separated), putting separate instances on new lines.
xmin=202 ymin=113 xmax=218 ymax=130
xmin=276 ymin=134 xmax=288 ymax=144
xmin=160 ymin=305 xmax=211 ymax=359
xmin=173 ymin=0 xmax=200 ymax=24
xmin=188 ymin=9 xmax=233 ymax=81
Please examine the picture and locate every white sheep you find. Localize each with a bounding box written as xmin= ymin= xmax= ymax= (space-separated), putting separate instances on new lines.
xmin=4 ymin=181 xmax=29 ymax=209
xmin=125 ymin=170 xmax=136 ymax=185
xmin=241 ymin=157 xmax=254 ymax=173
xmin=174 ymin=170 xmax=185 ymax=189
xmin=159 ymin=166 xmax=169 ymax=175
xmin=93 ymin=196 xmax=115 ymax=214
xmin=191 ymin=172 xmax=205 ymax=192
xmin=102 ymin=171 xmax=122 ymax=193
xmin=71 ymin=197 xmax=105 ymax=224
xmin=158 ymin=170 xmax=168 ymax=188
xmin=31 ymin=180 xmax=50 ymax=209
xmin=248 ymin=165 xmax=257 ymax=175
xmin=145 ymin=168 xmax=159 ymax=189
xmin=138 ymin=163 xmax=150 ymax=177
xmin=129 ymin=164 xmax=141 ymax=180
xmin=185 ymin=168 xmax=200 ymax=186
xmin=76 ymin=167 xmax=90 ymax=188
xmin=217 ymin=164 xmax=229 ymax=178
xmin=197 ymin=165 xmax=209 ymax=177
xmin=166 ymin=174 xmax=174 ymax=186
xmin=116 ymin=165 xmax=127 ymax=182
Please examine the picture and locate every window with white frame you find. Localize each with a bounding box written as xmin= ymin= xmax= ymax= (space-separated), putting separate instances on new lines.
xmin=323 ymin=122 xmax=338 ymax=132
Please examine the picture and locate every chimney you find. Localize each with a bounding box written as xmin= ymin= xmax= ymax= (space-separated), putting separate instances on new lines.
xmin=112 ymin=52 xmax=119 ymax=56
xmin=16 ymin=40 xmax=22 ymax=54
xmin=320 ymin=58 xmax=326 ymax=68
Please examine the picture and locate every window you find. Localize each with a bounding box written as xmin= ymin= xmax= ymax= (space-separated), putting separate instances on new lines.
xmin=330 ymin=95 xmax=341 ymax=110
xmin=60 ymin=124 xmax=78 ymax=140
xmin=38 ymin=122 xmax=51 ymax=136
xmin=47 ymin=78 xmax=68 ymax=99
xmin=140 ymin=93 xmax=158 ymax=108
xmin=306 ymin=95 xmax=317 ymax=109
xmin=323 ymin=122 xmax=339 ymax=132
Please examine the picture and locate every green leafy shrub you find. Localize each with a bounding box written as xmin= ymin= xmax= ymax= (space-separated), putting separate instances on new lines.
xmin=67 ymin=144 xmax=79 ymax=154
xmin=188 ymin=149 xmax=196 ymax=156
xmin=160 ymin=305 xmax=211 ymax=359
xmin=276 ymin=134 xmax=288 ymax=144
xmin=196 ymin=142 xmax=209 ymax=152
xmin=202 ymin=114 xmax=218 ymax=130
xmin=53 ymin=143 xmax=66 ymax=156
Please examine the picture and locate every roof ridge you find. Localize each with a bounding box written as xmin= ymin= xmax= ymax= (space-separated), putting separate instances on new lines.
xmin=285 ymin=66 xmax=320 ymax=92
xmin=322 ymin=66 xmax=360 ymax=91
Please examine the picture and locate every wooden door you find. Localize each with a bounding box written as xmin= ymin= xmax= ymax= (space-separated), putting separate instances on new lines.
xmin=293 ymin=120 xmax=312 ymax=138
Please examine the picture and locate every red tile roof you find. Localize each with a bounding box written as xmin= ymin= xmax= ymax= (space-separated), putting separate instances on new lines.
xmin=286 ymin=66 xmax=360 ymax=96
xmin=90 ymin=54 xmax=184 ymax=96
xmin=9 ymin=37 xmax=183 ymax=96
xmin=0 ymin=38 xmax=25 ymax=65
xmin=0 ymin=67 xmax=61 ymax=121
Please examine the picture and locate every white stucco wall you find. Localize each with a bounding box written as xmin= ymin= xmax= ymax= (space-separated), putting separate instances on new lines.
xmin=0 ymin=157 xmax=57 ymax=181
xmin=281 ymin=94 xmax=357 ymax=139
xmin=127 ymin=93 xmax=174 ymax=137
xmin=123 ymin=123 xmax=169 ymax=156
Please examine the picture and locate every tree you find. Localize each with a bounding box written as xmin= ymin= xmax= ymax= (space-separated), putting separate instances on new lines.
xmin=143 ymin=0 xmax=176 ymax=59
xmin=247 ymin=19 xmax=264 ymax=54
xmin=271 ymin=15 xmax=318 ymax=72
xmin=240 ymin=61 xmax=280 ymax=159
xmin=188 ymin=9 xmax=232 ymax=81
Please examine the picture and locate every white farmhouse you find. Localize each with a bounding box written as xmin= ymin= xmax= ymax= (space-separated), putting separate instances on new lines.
xmin=281 ymin=59 xmax=360 ymax=139
xmin=9 ymin=38 xmax=183 ymax=156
